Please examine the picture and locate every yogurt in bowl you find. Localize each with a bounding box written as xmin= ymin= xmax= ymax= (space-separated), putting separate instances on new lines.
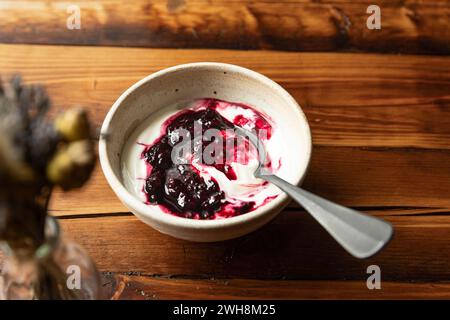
xmin=122 ymin=98 xmax=282 ymax=220
xmin=99 ymin=63 xmax=311 ymax=241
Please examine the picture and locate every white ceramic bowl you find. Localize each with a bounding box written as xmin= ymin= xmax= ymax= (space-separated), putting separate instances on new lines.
xmin=99 ymin=63 xmax=312 ymax=242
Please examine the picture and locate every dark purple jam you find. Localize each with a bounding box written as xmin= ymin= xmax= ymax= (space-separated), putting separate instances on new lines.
xmin=141 ymin=98 xmax=273 ymax=220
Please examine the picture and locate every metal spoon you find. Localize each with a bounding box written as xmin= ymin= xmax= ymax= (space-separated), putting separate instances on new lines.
xmin=235 ymin=126 xmax=393 ymax=259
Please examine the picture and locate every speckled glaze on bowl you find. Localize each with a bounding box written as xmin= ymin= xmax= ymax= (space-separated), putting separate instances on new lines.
xmin=99 ymin=63 xmax=312 ymax=242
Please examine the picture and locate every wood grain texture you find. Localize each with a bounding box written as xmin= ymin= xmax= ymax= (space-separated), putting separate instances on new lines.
xmin=103 ymin=274 xmax=450 ymax=299
xmin=0 ymin=1 xmax=449 ymax=54
xmin=49 ymin=146 xmax=450 ymax=215
xmin=1 ymin=43 xmax=449 ymax=296
xmin=0 ymin=44 xmax=448 ymax=215
xmin=60 ymin=213 xmax=450 ymax=281
xmin=1 ymin=44 xmax=449 ymax=150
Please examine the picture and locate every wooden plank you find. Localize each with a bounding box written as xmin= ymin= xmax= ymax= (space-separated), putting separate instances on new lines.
xmin=0 ymin=44 xmax=446 ymax=214
xmin=1 ymin=44 xmax=449 ymax=150
xmin=0 ymin=1 xmax=449 ymax=54
xmin=59 ymin=213 xmax=450 ymax=280
xmin=102 ymin=274 xmax=450 ymax=299
xmin=49 ymin=145 xmax=450 ymax=215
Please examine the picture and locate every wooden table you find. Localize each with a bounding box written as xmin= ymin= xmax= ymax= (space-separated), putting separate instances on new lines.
xmin=1 ymin=1 xmax=450 ymax=299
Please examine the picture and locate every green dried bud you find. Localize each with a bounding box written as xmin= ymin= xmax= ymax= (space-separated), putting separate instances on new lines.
xmin=54 ymin=108 xmax=90 ymax=142
xmin=46 ymin=140 xmax=95 ymax=190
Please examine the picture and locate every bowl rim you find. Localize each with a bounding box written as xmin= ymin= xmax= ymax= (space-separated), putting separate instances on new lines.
xmin=99 ymin=62 xmax=312 ymax=230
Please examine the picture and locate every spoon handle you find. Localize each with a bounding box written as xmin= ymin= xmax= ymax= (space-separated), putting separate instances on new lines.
xmin=263 ymin=174 xmax=393 ymax=259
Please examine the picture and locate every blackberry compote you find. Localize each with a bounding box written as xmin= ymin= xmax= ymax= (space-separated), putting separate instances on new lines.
xmin=140 ymin=98 xmax=273 ymax=219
